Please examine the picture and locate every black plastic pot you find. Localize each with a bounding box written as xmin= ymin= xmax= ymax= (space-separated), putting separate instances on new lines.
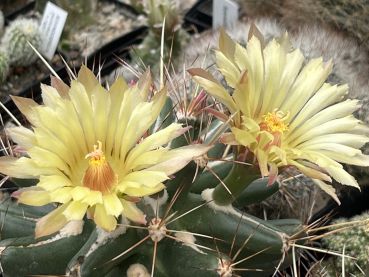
xmin=184 ymin=0 xmax=212 ymax=33
xmin=2 ymin=0 xmax=36 ymax=23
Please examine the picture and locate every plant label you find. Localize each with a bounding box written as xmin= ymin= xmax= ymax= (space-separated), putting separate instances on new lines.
xmin=213 ymin=0 xmax=239 ymax=29
xmin=39 ymin=2 xmax=68 ymax=60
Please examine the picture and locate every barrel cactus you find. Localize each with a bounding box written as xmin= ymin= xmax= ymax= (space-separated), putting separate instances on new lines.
xmin=1 ymin=18 xmax=42 ymax=67
xmin=0 ymin=26 xmax=368 ymax=277
xmin=0 ymin=50 xmax=9 ymax=82
xmin=322 ymin=211 xmax=369 ymax=275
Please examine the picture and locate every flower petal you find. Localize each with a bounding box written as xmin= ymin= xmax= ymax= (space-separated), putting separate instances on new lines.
xmin=14 ymin=187 xmax=51 ymax=206
xmin=121 ymin=200 xmax=147 ymax=224
xmin=35 ymin=203 xmax=69 ymax=238
xmin=38 ymin=174 xmax=73 ymax=191
xmin=147 ymin=144 xmax=212 ymax=175
xmin=63 ymin=201 xmax=88 ymax=220
xmin=49 ymin=187 xmax=73 ymax=203
xmin=123 ymin=183 xmax=165 ymax=197
xmin=81 ymin=190 xmax=103 ymax=206
xmin=94 ymin=203 xmax=117 ymax=231
xmin=103 ymin=194 xmax=123 ymax=217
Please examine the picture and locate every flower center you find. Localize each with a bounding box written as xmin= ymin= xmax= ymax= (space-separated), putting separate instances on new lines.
xmin=82 ymin=141 xmax=117 ymax=193
xmin=260 ymin=111 xmax=289 ymax=133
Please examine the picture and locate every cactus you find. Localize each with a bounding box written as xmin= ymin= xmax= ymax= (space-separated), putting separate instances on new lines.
xmin=0 ymin=25 xmax=368 ymax=277
xmin=0 ymin=50 xmax=9 ymax=83
xmin=322 ymin=211 xmax=369 ymax=275
xmin=1 ymin=18 xmax=42 ymax=67
xmin=0 ymin=10 xmax=4 ymax=36
xmin=131 ymin=0 xmax=189 ymax=72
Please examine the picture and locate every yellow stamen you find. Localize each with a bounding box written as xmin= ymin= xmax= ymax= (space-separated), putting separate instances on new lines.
xmin=261 ymin=111 xmax=289 ymax=133
xmin=83 ymin=141 xmax=117 ymax=193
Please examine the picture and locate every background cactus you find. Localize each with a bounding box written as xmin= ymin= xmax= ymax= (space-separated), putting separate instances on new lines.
xmin=322 ymin=211 xmax=369 ymax=275
xmin=1 ymin=18 xmax=42 ymax=67
xmin=0 ymin=10 xmax=4 ymax=36
xmin=131 ymin=0 xmax=189 ymax=72
xmin=0 ymin=50 xmax=9 ymax=83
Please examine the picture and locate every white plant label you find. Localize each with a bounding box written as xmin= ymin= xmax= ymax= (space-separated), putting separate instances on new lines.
xmin=213 ymin=0 xmax=239 ymax=29
xmin=39 ymin=2 xmax=68 ymax=60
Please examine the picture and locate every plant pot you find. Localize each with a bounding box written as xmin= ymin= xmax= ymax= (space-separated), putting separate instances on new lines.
xmin=183 ymin=0 xmax=212 ymax=33
xmin=1 ymin=0 xmax=35 ymax=22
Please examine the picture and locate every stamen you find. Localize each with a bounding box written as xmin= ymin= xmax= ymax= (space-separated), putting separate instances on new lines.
xmin=83 ymin=141 xmax=117 ymax=193
xmin=260 ymin=111 xmax=289 ymax=133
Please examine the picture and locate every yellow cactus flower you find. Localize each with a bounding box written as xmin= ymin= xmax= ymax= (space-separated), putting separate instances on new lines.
xmin=189 ymin=29 xmax=369 ymax=202
xmin=0 ymin=66 xmax=209 ymax=238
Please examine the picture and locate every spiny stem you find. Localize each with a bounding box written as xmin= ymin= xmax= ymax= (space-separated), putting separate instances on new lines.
xmin=212 ymin=162 xmax=260 ymax=206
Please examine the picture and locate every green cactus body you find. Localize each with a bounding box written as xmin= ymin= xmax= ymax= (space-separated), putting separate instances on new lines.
xmin=2 ymin=18 xmax=42 ymax=67
xmin=322 ymin=212 xmax=369 ymax=275
xmin=0 ymin=50 xmax=9 ymax=83
xmin=0 ymin=10 xmax=4 ymax=35
xmin=131 ymin=0 xmax=189 ymax=72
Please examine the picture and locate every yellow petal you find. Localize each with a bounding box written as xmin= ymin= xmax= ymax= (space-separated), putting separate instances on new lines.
xmin=49 ymin=187 xmax=73 ymax=203
xmin=122 ymin=171 xmax=169 ymax=187
xmin=81 ymin=190 xmax=103 ymax=206
xmin=41 ymin=84 xmax=62 ymax=109
xmin=268 ymin=48 xmax=304 ymax=112
xmin=63 ymin=201 xmax=88 ymax=220
xmin=313 ymin=179 xmax=341 ymax=205
xmin=91 ymin=84 xmax=110 ymax=146
xmin=103 ymin=194 xmax=123 ymax=217
xmin=256 ymin=150 xmax=269 ymax=177
xmin=259 ymin=39 xmax=286 ymax=116
xmin=10 ymin=95 xmax=39 ymax=124
xmin=15 ymin=187 xmax=51 ymax=206
xmin=94 ymin=203 xmax=117 ymax=231
xmin=105 ymin=77 xmax=127 ymax=154
xmin=71 ymin=186 xmax=91 ymax=201
xmin=245 ymin=36 xmax=264 ymax=117
xmin=77 ymin=65 xmax=100 ymax=94
xmin=126 ymin=148 xmax=167 ymax=171
xmin=28 ymin=146 xmax=71 ymax=176
xmin=147 ymin=144 xmax=212 ymax=175
xmin=215 ymin=50 xmax=240 ymax=88
xmin=188 ymin=68 xmax=237 ymax=113
xmin=35 ymin=203 xmax=69 ymax=238
xmin=125 ymin=123 xmax=184 ymax=167
xmin=38 ymin=174 xmax=73 ymax=191
xmin=121 ymin=200 xmax=146 ymax=224
xmin=0 ymin=156 xmax=55 ymax=178
xmin=231 ymin=127 xmax=257 ymax=146
xmin=123 ymin=183 xmax=165 ymax=197
xmin=69 ymin=80 xmax=96 ymax=150
xmin=6 ymin=126 xmax=35 ymax=149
